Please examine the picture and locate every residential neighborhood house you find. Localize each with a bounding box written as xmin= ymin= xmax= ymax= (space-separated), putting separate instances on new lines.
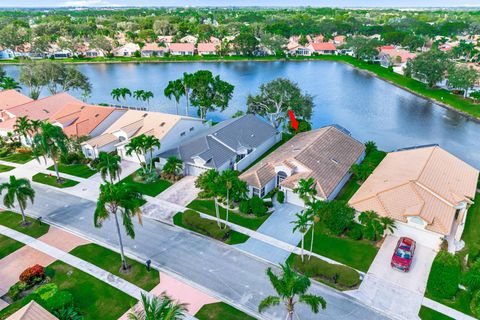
xmin=113 ymin=43 xmax=140 ymax=57
xmin=168 ymin=43 xmax=195 ymax=56
xmin=0 ymin=90 xmax=33 ymax=111
xmin=141 ymin=43 xmax=167 ymax=57
xmin=197 ymin=42 xmax=218 ymax=55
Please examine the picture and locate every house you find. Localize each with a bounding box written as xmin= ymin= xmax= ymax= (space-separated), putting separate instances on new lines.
xmin=81 ymin=110 xmax=207 ymax=162
xmin=379 ymin=48 xmax=417 ymax=74
xmin=348 ymin=145 xmax=479 ymax=250
xmin=51 ymin=49 xmax=72 ymax=59
xmin=307 ymin=42 xmax=337 ymax=55
xmin=240 ymin=126 xmax=365 ymax=204
xmin=50 ymin=103 xmax=126 ymax=138
xmin=169 ymin=43 xmax=195 ymax=56
xmin=158 ymin=35 xmax=174 ymax=44
xmin=158 ymin=114 xmax=279 ymax=176
xmin=312 ymin=35 xmax=325 ymax=43
xmin=209 ymin=36 xmax=221 ymax=44
xmin=333 ymin=35 xmax=346 ymax=45
xmin=0 ymin=48 xmax=15 ymax=60
xmin=197 ymin=42 xmax=218 ymax=55
xmin=6 ymin=301 xmax=58 ymax=320
xmin=180 ymin=35 xmax=198 ymax=44
xmin=286 ymin=42 xmax=311 ymax=56
xmin=141 ymin=43 xmax=167 ymax=57
xmin=0 ymin=90 xmax=33 ymax=111
xmin=113 ymin=43 xmax=140 ymax=57
xmin=85 ymin=48 xmax=105 ymax=58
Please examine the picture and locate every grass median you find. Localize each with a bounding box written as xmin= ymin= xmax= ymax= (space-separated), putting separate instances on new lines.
xmin=47 ymin=163 xmax=97 ymax=178
xmin=195 ymin=302 xmax=256 ymax=320
xmin=32 ymin=173 xmax=80 ymax=188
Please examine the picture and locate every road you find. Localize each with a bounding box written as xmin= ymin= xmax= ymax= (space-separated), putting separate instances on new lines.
xmin=16 ymin=182 xmax=390 ymax=320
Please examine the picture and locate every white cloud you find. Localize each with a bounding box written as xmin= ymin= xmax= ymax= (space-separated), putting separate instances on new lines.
xmin=60 ymin=0 xmax=123 ymax=7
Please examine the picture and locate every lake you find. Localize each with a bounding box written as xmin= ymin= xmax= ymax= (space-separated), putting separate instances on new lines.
xmin=3 ymin=60 xmax=480 ymax=168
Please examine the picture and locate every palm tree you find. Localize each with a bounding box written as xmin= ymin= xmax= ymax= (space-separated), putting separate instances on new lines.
xmin=162 ymin=156 xmax=183 ymax=177
xmin=126 ymin=135 xmax=148 ymax=174
xmin=291 ymin=211 xmax=311 ymax=262
xmin=0 ymin=77 xmax=21 ymax=91
xmin=128 ymin=292 xmax=187 ymax=320
xmin=0 ymin=176 xmax=35 ymax=226
xmin=133 ymin=89 xmax=146 ymax=104
xmin=259 ymin=263 xmax=326 ymax=320
xmin=359 ymin=210 xmax=393 ymax=241
xmin=96 ymin=151 xmax=122 ymax=183
xmin=142 ymin=91 xmax=154 ymax=108
xmin=293 ymin=177 xmax=318 ymax=260
xmin=13 ymin=116 xmax=32 ymax=145
xmin=143 ymin=135 xmax=161 ymax=173
xmin=32 ymin=122 xmax=69 ymax=182
xmin=380 ymin=216 xmax=396 ymax=235
xmin=94 ymin=182 xmax=144 ymax=271
xmin=304 ymin=199 xmax=323 ymax=260
xmin=181 ymin=73 xmax=195 ymax=116
xmin=164 ymin=79 xmax=184 ymax=115
xmin=111 ymin=88 xmax=132 ymax=103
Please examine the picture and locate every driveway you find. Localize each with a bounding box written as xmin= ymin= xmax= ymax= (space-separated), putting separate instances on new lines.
xmin=236 ymin=202 xmax=303 ymax=264
xmin=349 ymin=235 xmax=436 ymax=320
xmin=156 ymin=176 xmax=200 ymax=207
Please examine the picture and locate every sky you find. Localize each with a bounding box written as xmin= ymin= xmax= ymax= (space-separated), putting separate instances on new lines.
xmin=1 ymin=0 xmax=480 ymax=8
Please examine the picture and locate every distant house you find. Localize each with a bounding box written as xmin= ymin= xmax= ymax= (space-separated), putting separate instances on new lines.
xmin=169 ymin=43 xmax=195 ymax=56
xmin=197 ymin=42 xmax=218 ymax=55
xmin=81 ymin=110 xmax=207 ymax=162
xmin=349 ymin=146 xmax=479 ymax=250
xmin=0 ymin=48 xmax=15 ymax=60
xmin=141 ymin=43 xmax=167 ymax=57
xmin=159 ymin=114 xmax=279 ymax=176
xmin=51 ymin=49 xmax=72 ymax=59
xmin=240 ymin=126 xmax=365 ymax=204
xmin=85 ymin=48 xmax=105 ymax=58
xmin=180 ymin=35 xmax=198 ymax=44
xmin=379 ymin=48 xmax=417 ymax=74
xmin=158 ymin=35 xmax=174 ymax=44
xmin=6 ymin=301 xmax=58 ymax=320
xmin=209 ymin=36 xmax=221 ymax=44
xmin=307 ymin=42 xmax=337 ymax=55
xmin=286 ymin=42 xmax=311 ymax=56
xmin=333 ymin=35 xmax=346 ymax=45
xmin=312 ymin=35 xmax=325 ymax=43
xmin=113 ymin=43 xmax=140 ymax=57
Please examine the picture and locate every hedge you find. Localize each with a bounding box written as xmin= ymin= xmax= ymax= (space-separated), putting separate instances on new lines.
xmin=426 ymin=251 xmax=461 ymax=299
xmin=182 ymin=210 xmax=230 ymax=240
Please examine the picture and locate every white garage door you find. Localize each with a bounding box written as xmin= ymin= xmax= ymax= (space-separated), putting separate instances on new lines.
xmin=186 ymin=165 xmax=207 ymax=177
xmin=285 ymin=189 xmax=305 ymax=207
xmin=393 ymin=223 xmax=442 ymax=250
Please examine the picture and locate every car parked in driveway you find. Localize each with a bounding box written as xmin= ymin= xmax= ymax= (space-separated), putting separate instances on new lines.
xmin=391 ymin=237 xmax=416 ymax=272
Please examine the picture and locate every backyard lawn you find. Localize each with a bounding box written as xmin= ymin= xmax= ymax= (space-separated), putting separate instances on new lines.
xmin=32 ymin=173 xmax=80 ymax=188
xmin=0 ymin=164 xmax=14 ymax=173
xmin=195 ymin=302 xmax=256 ymax=320
xmin=69 ymin=243 xmax=159 ymax=291
xmin=187 ymin=199 xmax=269 ymax=231
xmin=0 ymin=210 xmax=49 ymax=238
xmin=47 ymin=163 xmax=97 ymax=178
xmin=0 ymin=153 xmax=34 ymax=164
xmin=419 ymin=306 xmax=454 ymax=320
xmin=119 ymin=170 xmax=172 ymax=197
xmin=0 ymin=234 xmax=23 ymax=259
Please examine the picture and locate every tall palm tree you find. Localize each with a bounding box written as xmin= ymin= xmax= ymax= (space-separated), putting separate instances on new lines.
xmin=142 ymin=135 xmax=161 ymax=173
xmin=142 ymin=91 xmax=154 ymax=108
xmin=13 ymin=116 xmax=32 ymax=145
xmin=32 ymin=122 xmax=69 ymax=182
xmin=293 ymin=177 xmax=318 ymax=260
xmin=126 ymin=135 xmax=148 ymax=174
xmin=0 ymin=77 xmax=21 ymax=91
xmin=304 ymin=199 xmax=324 ymax=260
xmin=0 ymin=176 xmax=35 ymax=225
xmin=164 ymin=79 xmax=184 ymax=115
xmin=96 ymin=151 xmax=122 ymax=183
xmin=128 ymin=292 xmax=187 ymax=320
xmin=259 ymin=263 xmax=326 ymax=320
xmin=291 ymin=211 xmax=311 ymax=262
xmin=133 ymin=89 xmax=146 ymax=103
xmin=111 ymin=88 xmax=122 ymax=101
xmin=359 ymin=210 xmax=393 ymax=241
xmin=181 ymin=73 xmax=195 ymax=116
xmin=94 ymin=182 xmax=144 ymax=271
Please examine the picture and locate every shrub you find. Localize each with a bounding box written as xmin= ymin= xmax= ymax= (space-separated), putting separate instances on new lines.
xmin=19 ymin=264 xmax=45 ymax=285
xmin=60 ymin=152 xmax=85 ymax=165
xmin=45 ymin=290 xmax=74 ymax=311
xmin=471 ymin=290 xmax=480 ymax=317
xmin=0 ymin=147 xmax=10 ymax=157
xmin=53 ymin=306 xmax=82 ymax=320
xmin=277 ymin=190 xmax=285 ymax=203
xmin=322 ymin=201 xmax=355 ymax=235
xmin=182 ymin=210 xmax=230 ymax=240
xmin=426 ymin=251 xmax=461 ymax=299
xmin=239 ymin=200 xmax=250 ymax=214
xmin=346 ymin=223 xmax=363 ymax=240
xmin=34 ymin=283 xmax=58 ymax=301
xmin=7 ymin=281 xmax=28 ymax=301
xmin=250 ymin=196 xmax=267 ymax=216
xmin=15 ymin=147 xmax=32 ymax=154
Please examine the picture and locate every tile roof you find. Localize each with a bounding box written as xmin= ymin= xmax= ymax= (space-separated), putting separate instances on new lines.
xmin=169 ymin=43 xmax=195 ymax=52
xmin=141 ymin=43 xmax=167 ymax=51
xmin=348 ymin=146 xmax=479 ymax=235
xmin=240 ymin=126 xmax=365 ymax=199
xmin=197 ymin=42 xmax=218 ymax=53
xmin=309 ymin=42 xmax=337 ymax=51
xmin=379 ymin=48 xmax=417 ymax=63
xmin=7 ymin=301 xmax=58 ymax=320
xmin=0 ymin=90 xmax=33 ymax=110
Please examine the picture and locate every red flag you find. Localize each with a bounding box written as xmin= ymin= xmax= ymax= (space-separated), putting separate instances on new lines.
xmin=288 ymin=110 xmax=299 ymax=131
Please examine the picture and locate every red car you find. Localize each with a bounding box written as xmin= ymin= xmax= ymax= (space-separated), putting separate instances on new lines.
xmin=391 ymin=237 xmax=416 ymax=272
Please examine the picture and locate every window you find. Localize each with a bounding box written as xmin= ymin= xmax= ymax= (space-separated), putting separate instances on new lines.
xmin=189 ymin=127 xmax=194 ymax=132
xmin=252 ymin=188 xmax=260 ymax=197
xmin=455 ymin=208 xmax=462 ymax=220
xmin=277 ymin=171 xmax=287 ymax=186
xmin=260 ymin=187 xmax=265 ymax=198
xmin=180 ymin=132 xmax=186 ymax=137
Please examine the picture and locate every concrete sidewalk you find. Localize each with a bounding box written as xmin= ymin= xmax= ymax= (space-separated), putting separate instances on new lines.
xmin=423 ymin=298 xmax=477 ymax=320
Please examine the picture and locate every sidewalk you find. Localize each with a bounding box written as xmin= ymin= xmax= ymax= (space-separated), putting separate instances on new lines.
xmin=423 ymin=297 xmax=477 ymax=320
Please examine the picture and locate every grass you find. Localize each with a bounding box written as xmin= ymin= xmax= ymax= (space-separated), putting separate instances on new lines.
xmin=187 ymin=199 xmax=269 ymax=231
xmin=0 ymin=210 xmax=50 ymax=238
xmin=425 ymin=290 xmax=474 ymax=317
xmin=45 ymin=260 xmax=135 ymax=320
xmin=47 ymin=163 xmax=97 ymax=178
xmin=301 ymin=221 xmax=378 ymax=272
xmin=419 ymin=306 xmax=454 ymax=320
xmin=32 ymin=173 xmax=80 ymax=188
xmin=0 ymin=153 xmax=33 ymax=164
xmin=195 ymin=302 xmax=256 ymax=320
xmin=119 ymin=170 xmax=172 ymax=197
xmin=461 ymin=193 xmax=480 ymax=254
xmin=0 ymin=293 xmax=41 ymax=319
xmin=69 ymin=243 xmax=159 ymax=291
xmin=173 ymin=211 xmax=249 ymax=245
xmin=0 ymin=164 xmax=14 ymax=173
xmin=0 ymin=234 xmax=24 ymax=259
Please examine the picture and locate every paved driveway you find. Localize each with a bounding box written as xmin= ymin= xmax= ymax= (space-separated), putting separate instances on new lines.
xmin=156 ymin=176 xmax=200 ymax=207
xmin=350 ymin=235 xmax=436 ymax=320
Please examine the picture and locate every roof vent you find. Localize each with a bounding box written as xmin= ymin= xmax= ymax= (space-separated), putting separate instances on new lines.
xmin=142 ymin=113 xmax=148 ymax=118
xmin=160 ymin=122 xmax=165 ymax=127
xmin=95 ymin=114 xmax=99 ymax=117
xmin=250 ymin=134 xmax=255 ymax=137
xmin=330 ymin=158 xmax=339 ymax=165
xmin=43 ymin=109 xmax=50 ymax=113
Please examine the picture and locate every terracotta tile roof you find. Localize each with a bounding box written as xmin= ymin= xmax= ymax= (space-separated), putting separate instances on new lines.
xmin=309 ymin=42 xmax=337 ymax=51
xmin=240 ymin=126 xmax=365 ymax=199
xmin=380 ymin=48 xmax=417 ymax=63
xmin=349 ymin=146 xmax=479 ymax=235
xmin=0 ymin=90 xmax=33 ymax=110
xmin=141 ymin=43 xmax=167 ymax=51
xmin=7 ymin=301 xmax=58 ymax=320
xmin=50 ymin=103 xmax=123 ymax=137
xmin=169 ymin=43 xmax=195 ymax=52
xmin=197 ymin=42 xmax=218 ymax=53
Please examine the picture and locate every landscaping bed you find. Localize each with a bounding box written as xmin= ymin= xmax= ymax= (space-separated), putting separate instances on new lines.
xmin=69 ymin=243 xmax=159 ymax=291
xmin=47 ymin=163 xmax=97 ymax=178
xmin=0 ymin=164 xmax=14 ymax=173
xmin=32 ymin=173 xmax=80 ymax=188
xmin=0 ymin=234 xmax=23 ymax=259
xmin=0 ymin=210 xmax=49 ymax=238
xmin=195 ymin=302 xmax=256 ymax=320
xmin=0 ymin=152 xmax=33 ymax=164
xmin=119 ymin=170 xmax=172 ymax=197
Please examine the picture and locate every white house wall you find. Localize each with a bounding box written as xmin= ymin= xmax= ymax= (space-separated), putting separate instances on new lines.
xmin=328 ymin=151 xmax=366 ymax=201
xmin=235 ymin=132 xmax=281 ymax=172
xmin=393 ymin=222 xmax=443 ymax=250
xmin=89 ymin=110 xmax=127 ymax=138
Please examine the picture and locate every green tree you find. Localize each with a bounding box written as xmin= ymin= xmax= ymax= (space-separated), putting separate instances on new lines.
xmin=19 ymin=61 xmax=47 ymax=99
xmin=143 ymin=135 xmax=161 ymax=173
xmin=195 ymin=169 xmax=222 ymax=227
xmin=94 ymin=182 xmax=144 ymax=271
xmin=216 ymin=169 xmax=248 ymax=228
xmin=406 ymin=50 xmax=450 ymax=88
xmin=164 ymin=79 xmax=184 ymax=115
xmin=321 ymin=200 xmax=355 ymax=235
xmin=128 ymin=292 xmax=187 ymax=320
xmin=111 ymin=88 xmax=132 ymax=102
xmin=293 ymin=177 xmax=318 ymax=259
xmin=13 ymin=116 xmax=32 ymax=145
xmin=233 ymin=32 xmax=259 ymax=56
xmin=0 ymin=176 xmax=35 ymax=226
xmin=259 ymin=263 xmax=326 ymax=320
xmin=0 ymin=77 xmax=21 ymax=91
xmin=291 ymin=211 xmax=311 ymax=262
xmin=162 ymin=156 xmax=183 ymax=177
xmin=447 ymin=64 xmax=479 ymax=98
xmin=359 ymin=210 xmax=384 ymax=241
xmin=260 ymin=33 xmax=288 ymax=56
xmin=96 ymin=151 xmax=122 ymax=183
xmin=347 ymin=37 xmax=381 ymax=61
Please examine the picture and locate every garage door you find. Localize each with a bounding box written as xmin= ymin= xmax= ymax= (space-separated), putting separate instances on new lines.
xmin=186 ymin=165 xmax=207 ymax=177
xmin=393 ymin=223 xmax=442 ymax=250
xmin=285 ymin=189 xmax=305 ymax=207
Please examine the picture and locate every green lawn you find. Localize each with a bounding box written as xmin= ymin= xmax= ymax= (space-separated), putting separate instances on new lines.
xmin=47 ymin=163 xmax=97 ymax=178
xmin=0 ymin=210 xmax=50 ymax=238
xmin=425 ymin=290 xmax=474 ymax=317
xmin=461 ymin=193 xmax=480 ymax=253
xmin=195 ymin=302 xmax=256 ymax=320
xmin=0 ymin=164 xmax=14 ymax=173
xmin=302 ymin=221 xmax=378 ymax=272
xmin=187 ymin=199 xmax=269 ymax=231
xmin=0 ymin=234 xmax=24 ymax=259
xmin=173 ymin=211 xmax=249 ymax=245
xmin=32 ymin=173 xmax=80 ymax=188
xmin=46 ymin=261 xmax=135 ymax=320
xmin=0 ymin=153 xmax=33 ymax=164
xmin=69 ymin=243 xmax=159 ymax=291
xmin=419 ymin=306 xmax=454 ymax=320
xmin=119 ymin=171 xmax=172 ymax=197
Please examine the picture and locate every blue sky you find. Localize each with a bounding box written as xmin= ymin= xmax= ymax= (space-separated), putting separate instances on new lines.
xmin=2 ymin=0 xmax=480 ymax=7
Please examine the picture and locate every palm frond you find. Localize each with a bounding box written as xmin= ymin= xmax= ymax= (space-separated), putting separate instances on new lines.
xmin=299 ymin=294 xmax=326 ymax=313
xmin=258 ymin=296 xmax=280 ymax=313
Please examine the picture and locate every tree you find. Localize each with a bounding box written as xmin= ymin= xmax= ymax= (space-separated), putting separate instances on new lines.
xmin=291 ymin=211 xmax=311 ymax=262
xmin=96 ymin=151 xmax=122 ymax=183
xmin=321 ymin=200 xmax=355 ymax=235
xmin=471 ymin=91 xmax=480 ymax=102
xmin=259 ymin=263 xmax=326 ymax=320
xmin=32 ymin=122 xmax=69 ymax=182
xmin=0 ymin=176 xmax=35 ymax=226
xmin=94 ymin=182 xmax=144 ymax=271
xmin=247 ymin=78 xmax=313 ymax=130
xmin=133 ymin=90 xmax=154 ymax=108
xmin=19 ymin=61 xmax=47 ymax=99
xmin=304 ymin=199 xmax=323 ymax=259
xmin=347 ymin=37 xmax=381 ymax=61
xmin=38 ymin=61 xmax=91 ymax=96
xmin=14 ymin=116 xmax=32 ymax=145
xmin=0 ymin=66 xmax=5 ymax=80
xmin=128 ymin=292 xmax=187 ymax=320
xmin=195 ymin=169 xmax=222 ymax=227
xmin=233 ymin=32 xmax=259 ymax=56
xmin=0 ymin=77 xmax=21 ymax=91
xmin=91 ymin=35 xmax=113 ymax=55
xmin=126 ymin=134 xmax=160 ymax=174
xmin=111 ymin=88 xmax=132 ymax=102
xmin=164 ymin=79 xmax=184 ymax=115
xmin=293 ymin=177 xmax=317 ymax=259
xmin=162 ymin=156 xmax=183 ymax=177
xmin=447 ymin=65 xmax=479 ymax=97
xmin=143 ymin=135 xmax=161 ymax=173
xmin=215 ymin=169 xmax=247 ymax=228
xmin=260 ymin=33 xmax=288 ymax=55
xmin=402 ymin=34 xmax=426 ymax=52
xmin=0 ymin=24 xmax=29 ymax=49
xmin=359 ymin=210 xmax=396 ymax=241
xmin=406 ymin=50 xmax=450 ymax=88
xmin=180 ymin=73 xmax=195 ymax=116
xmin=452 ymin=40 xmax=478 ymax=62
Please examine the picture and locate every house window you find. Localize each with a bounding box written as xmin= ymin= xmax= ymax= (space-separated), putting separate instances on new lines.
xmin=455 ymin=208 xmax=462 ymax=220
xmin=260 ymin=187 xmax=265 ymax=198
xmin=86 ymin=149 xmax=92 ymax=157
xmin=180 ymin=132 xmax=186 ymax=137
xmin=277 ymin=171 xmax=287 ymax=186
xmin=189 ymin=127 xmax=194 ymax=132
xmin=252 ymin=188 xmax=260 ymax=197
